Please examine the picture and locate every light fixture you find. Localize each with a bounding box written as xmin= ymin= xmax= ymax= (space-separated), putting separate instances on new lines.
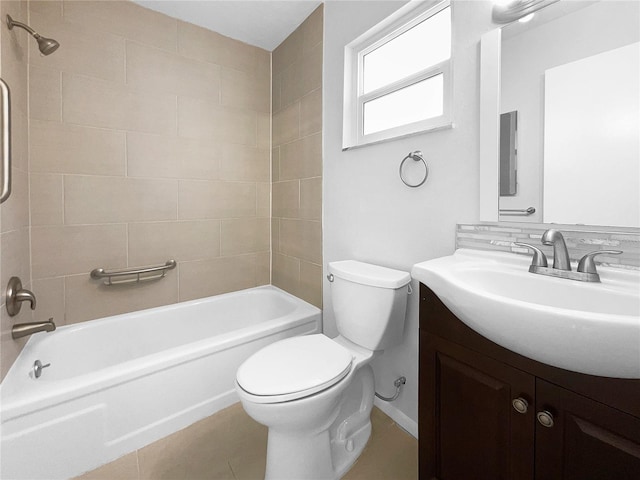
xmin=492 ymin=0 xmax=558 ymax=24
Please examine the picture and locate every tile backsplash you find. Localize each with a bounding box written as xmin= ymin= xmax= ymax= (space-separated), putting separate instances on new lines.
xmin=457 ymin=224 xmax=640 ymax=269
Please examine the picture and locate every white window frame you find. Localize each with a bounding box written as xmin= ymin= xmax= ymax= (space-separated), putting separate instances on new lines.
xmin=343 ymin=0 xmax=453 ymax=150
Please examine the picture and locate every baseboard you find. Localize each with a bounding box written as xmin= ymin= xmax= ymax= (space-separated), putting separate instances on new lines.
xmin=373 ymin=398 xmax=418 ymax=439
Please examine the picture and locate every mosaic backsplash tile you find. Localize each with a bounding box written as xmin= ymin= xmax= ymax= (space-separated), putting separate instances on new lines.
xmin=456 ymin=224 xmax=640 ymax=270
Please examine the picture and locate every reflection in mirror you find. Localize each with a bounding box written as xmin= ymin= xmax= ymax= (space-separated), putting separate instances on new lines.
xmin=496 ymin=0 xmax=639 ymax=227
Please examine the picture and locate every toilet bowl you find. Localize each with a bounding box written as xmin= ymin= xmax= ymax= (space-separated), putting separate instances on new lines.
xmin=235 ymin=260 xmax=410 ymax=479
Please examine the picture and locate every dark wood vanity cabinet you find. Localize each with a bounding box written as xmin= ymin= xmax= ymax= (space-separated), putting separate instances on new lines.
xmin=419 ymin=284 xmax=640 ymax=480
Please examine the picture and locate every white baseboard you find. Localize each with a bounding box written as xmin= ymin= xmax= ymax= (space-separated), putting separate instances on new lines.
xmin=373 ymin=398 xmax=418 ymax=439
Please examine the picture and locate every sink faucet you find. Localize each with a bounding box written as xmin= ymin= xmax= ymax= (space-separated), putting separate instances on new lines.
xmin=541 ymin=229 xmax=571 ymax=271
xmin=515 ymin=229 xmax=623 ymax=282
xmin=12 ymin=318 xmax=56 ymax=339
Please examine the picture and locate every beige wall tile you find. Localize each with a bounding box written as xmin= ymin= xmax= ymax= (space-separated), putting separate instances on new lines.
xmin=30 ymin=120 xmax=126 ymax=176
xmin=63 ymin=74 xmax=177 ymax=135
xmin=302 ymin=5 xmax=324 ymax=54
xmin=300 ymin=177 xmax=322 ymax=220
xmin=279 ymin=133 xmax=322 ymax=180
xmin=127 ymin=133 xmax=220 ymax=180
xmin=272 ymin=103 xmax=299 ymax=147
xmin=256 ymin=182 xmax=270 ymax=218
xmin=179 ymin=255 xmax=257 ymax=301
xmin=221 ymin=67 xmax=270 ymax=113
xmin=128 ymin=220 xmax=221 ymax=266
xmin=257 ymin=113 xmax=271 ymax=150
xmin=31 ymin=224 xmax=127 ymax=279
xmin=273 ymin=180 xmax=300 ymax=219
xmin=1 ymin=168 xmax=29 ymax=232
xmin=10 ymin=109 xmax=28 ymax=172
xmin=272 ymin=253 xmax=299 ymax=296
xmin=29 ymin=65 xmax=61 ymax=121
xmin=64 ymin=176 xmax=178 ymax=224
xmin=177 ymin=21 xmax=262 ymax=75
xmin=29 ymin=10 xmax=125 ymax=83
xmin=65 ymin=271 xmax=179 ymax=324
xmin=279 ymin=219 xmax=322 ymax=264
xmin=273 ymin=27 xmax=302 ymax=75
xmin=73 ymin=452 xmax=139 ymax=480
xmin=272 ymin=72 xmax=282 ymax=113
xmin=279 ymin=63 xmax=302 ymax=109
xmin=271 ymin=218 xmax=280 ymax=253
xmin=31 ymin=277 xmax=66 ymax=327
xmin=256 ymin=251 xmax=270 ymax=286
xmin=178 ymin=96 xmax=256 ymax=146
xmin=299 ymin=261 xmax=322 ymax=308
xmin=220 ymin=145 xmax=269 ymax=182
xmin=300 ymin=88 xmax=322 ymax=137
xmin=30 ymin=173 xmax=64 ymax=226
xmin=178 ymin=180 xmax=256 ymax=220
xmin=63 ymin=0 xmax=178 ymax=52
xmin=272 ymin=147 xmax=280 ymax=182
xmin=1 ymin=308 xmax=29 ymax=381
xmin=1 ymin=228 xmax=31 ymax=304
xmin=126 ymin=41 xmax=220 ymax=99
xmin=221 ymin=218 xmax=270 ymax=256
xmin=301 ymin=42 xmax=323 ymax=97
xmin=30 ymin=1 xmax=62 ymax=18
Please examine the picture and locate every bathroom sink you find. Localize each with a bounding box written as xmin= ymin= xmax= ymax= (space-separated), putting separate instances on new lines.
xmin=411 ymin=249 xmax=640 ymax=378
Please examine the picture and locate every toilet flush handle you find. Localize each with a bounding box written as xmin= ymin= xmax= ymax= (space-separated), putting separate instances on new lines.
xmin=327 ymin=274 xmax=334 ymax=282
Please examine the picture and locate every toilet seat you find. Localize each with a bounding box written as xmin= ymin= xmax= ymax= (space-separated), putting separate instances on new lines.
xmin=236 ymin=334 xmax=353 ymax=404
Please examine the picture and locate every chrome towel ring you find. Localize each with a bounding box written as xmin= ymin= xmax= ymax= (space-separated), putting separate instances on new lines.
xmin=399 ymin=150 xmax=428 ymax=188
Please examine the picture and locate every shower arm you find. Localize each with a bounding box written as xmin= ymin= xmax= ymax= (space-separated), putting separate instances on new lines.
xmin=6 ymin=15 xmax=42 ymax=39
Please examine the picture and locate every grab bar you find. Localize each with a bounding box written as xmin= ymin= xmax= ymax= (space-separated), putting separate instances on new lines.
xmin=499 ymin=207 xmax=535 ymax=216
xmin=0 ymin=77 xmax=11 ymax=204
xmin=90 ymin=260 xmax=177 ymax=286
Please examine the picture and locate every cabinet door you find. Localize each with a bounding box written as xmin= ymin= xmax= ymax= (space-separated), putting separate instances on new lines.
xmin=420 ymin=333 xmax=535 ymax=480
xmin=535 ymin=379 xmax=640 ymax=480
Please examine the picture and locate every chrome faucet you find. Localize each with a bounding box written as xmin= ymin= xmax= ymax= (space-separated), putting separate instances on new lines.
xmin=6 ymin=276 xmax=37 ymax=316
xmin=12 ymin=318 xmax=56 ymax=339
xmin=515 ymin=229 xmax=622 ymax=283
xmin=541 ymin=229 xmax=571 ymax=271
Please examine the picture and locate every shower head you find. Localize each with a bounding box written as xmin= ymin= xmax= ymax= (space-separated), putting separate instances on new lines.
xmin=6 ymin=14 xmax=60 ymax=56
xmin=34 ymin=35 xmax=60 ymax=56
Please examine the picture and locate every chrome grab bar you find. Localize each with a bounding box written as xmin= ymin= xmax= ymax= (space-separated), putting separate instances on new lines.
xmin=499 ymin=206 xmax=535 ymax=216
xmin=0 ymin=77 xmax=11 ymax=204
xmin=90 ymin=259 xmax=177 ymax=286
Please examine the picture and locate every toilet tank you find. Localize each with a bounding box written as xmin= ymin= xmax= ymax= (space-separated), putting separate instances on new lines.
xmin=328 ymin=260 xmax=411 ymax=351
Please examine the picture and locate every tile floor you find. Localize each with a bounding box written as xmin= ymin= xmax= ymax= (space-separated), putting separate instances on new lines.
xmin=75 ymin=403 xmax=417 ymax=480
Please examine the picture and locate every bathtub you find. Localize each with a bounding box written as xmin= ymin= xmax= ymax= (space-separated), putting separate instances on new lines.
xmin=0 ymin=285 xmax=321 ymax=479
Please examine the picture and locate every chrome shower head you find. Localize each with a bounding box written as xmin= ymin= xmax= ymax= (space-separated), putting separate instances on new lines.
xmin=6 ymin=14 xmax=60 ymax=56
xmin=35 ymin=35 xmax=60 ymax=56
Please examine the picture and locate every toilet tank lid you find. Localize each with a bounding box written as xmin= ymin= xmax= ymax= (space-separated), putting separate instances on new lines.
xmin=329 ymin=260 xmax=411 ymax=289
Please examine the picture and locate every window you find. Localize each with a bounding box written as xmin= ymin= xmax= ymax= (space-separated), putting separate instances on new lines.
xmin=343 ymin=0 xmax=452 ymax=149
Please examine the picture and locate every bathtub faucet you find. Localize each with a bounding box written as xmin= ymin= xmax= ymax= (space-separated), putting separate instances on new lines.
xmin=12 ymin=318 xmax=56 ymax=339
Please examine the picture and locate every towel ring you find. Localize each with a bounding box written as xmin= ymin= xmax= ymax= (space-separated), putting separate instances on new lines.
xmin=399 ymin=151 xmax=428 ymax=188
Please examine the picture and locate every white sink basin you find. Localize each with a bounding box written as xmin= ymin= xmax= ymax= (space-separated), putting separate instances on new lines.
xmin=412 ymin=249 xmax=640 ymax=378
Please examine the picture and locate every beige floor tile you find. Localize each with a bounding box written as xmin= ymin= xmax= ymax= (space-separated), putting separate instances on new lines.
xmin=69 ymin=403 xmax=415 ymax=480
xmin=73 ymin=452 xmax=139 ymax=480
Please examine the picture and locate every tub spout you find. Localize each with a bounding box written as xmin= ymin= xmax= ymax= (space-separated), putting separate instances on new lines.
xmin=12 ymin=318 xmax=56 ymax=339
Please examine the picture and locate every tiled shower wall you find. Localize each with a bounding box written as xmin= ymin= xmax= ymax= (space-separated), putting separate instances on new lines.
xmin=457 ymin=224 xmax=640 ymax=269
xmin=28 ymin=1 xmax=271 ymax=326
xmin=272 ymin=5 xmax=323 ymax=308
xmin=1 ymin=0 xmax=30 ymax=380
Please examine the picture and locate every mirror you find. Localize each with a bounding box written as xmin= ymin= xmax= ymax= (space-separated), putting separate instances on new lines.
xmin=480 ymin=0 xmax=640 ymax=227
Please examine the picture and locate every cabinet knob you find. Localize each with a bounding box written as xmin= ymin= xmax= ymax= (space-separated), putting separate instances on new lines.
xmin=512 ymin=397 xmax=529 ymax=414
xmin=537 ymin=410 xmax=555 ymax=428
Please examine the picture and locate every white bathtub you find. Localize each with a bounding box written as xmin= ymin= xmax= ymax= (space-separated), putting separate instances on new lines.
xmin=0 ymin=285 xmax=321 ymax=479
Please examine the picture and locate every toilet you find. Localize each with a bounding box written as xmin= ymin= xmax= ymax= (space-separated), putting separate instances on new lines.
xmin=235 ymin=260 xmax=411 ymax=480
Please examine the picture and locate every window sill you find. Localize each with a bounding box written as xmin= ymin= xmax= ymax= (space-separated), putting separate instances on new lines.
xmin=342 ymin=121 xmax=454 ymax=152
